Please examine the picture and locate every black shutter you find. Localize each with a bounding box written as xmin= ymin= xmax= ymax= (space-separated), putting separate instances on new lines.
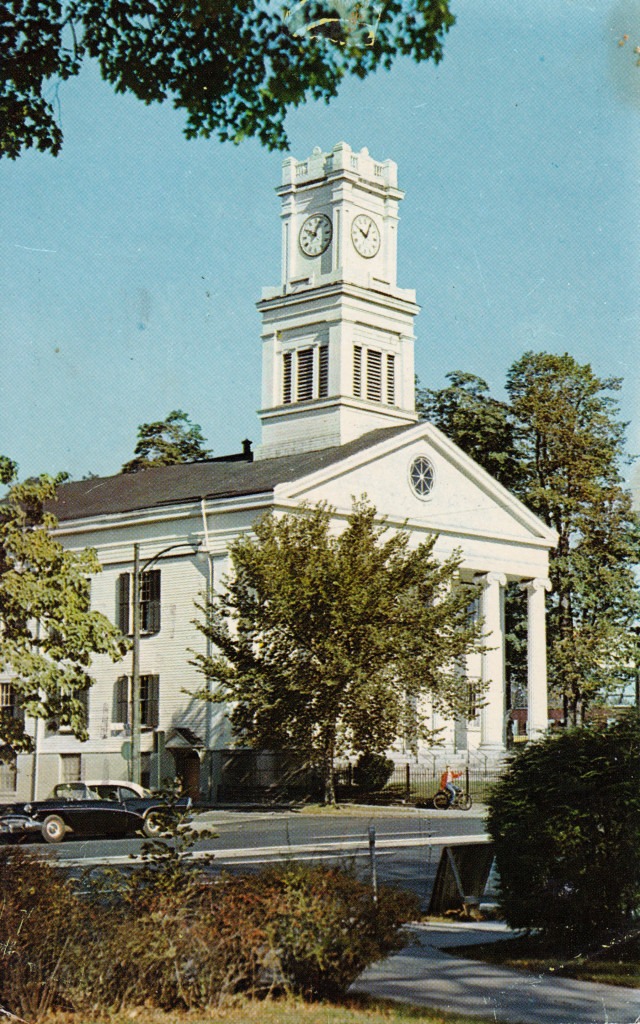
xmin=319 ymin=345 xmax=329 ymax=398
xmin=146 ymin=675 xmax=159 ymax=729
xmin=114 ymin=676 xmax=129 ymax=725
xmin=116 ymin=573 xmax=130 ymax=634
xmin=145 ymin=570 xmax=161 ymax=632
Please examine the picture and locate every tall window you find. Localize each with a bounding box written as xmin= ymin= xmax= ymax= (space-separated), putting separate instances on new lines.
xmin=366 ymin=349 xmax=382 ymax=402
xmin=353 ymin=346 xmax=362 ymax=398
xmin=319 ymin=345 xmax=329 ymax=398
xmin=0 ymin=758 xmax=16 ymax=792
xmin=0 ymin=683 xmax=20 ymax=721
xmin=60 ymin=753 xmax=81 ymax=783
xmin=283 ymin=351 xmax=292 ymax=404
xmin=116 ymin=570 xmax=161 ymax=634
xmin=297 ymin=348 xmax=313 ymax=400
xmin=386 ymin=354 xmax=395 ymax=405
xmin=113 ymin=675 xmax=159 ymax=729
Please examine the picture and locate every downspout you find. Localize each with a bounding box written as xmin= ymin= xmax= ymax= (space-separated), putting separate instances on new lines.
xmin=30 ymin=618 xmax=41 ymax=801
xmin=30 ymin=715 xmax=40 ymax=801
xmin=200 ymin=498 xmax=214 ymax=802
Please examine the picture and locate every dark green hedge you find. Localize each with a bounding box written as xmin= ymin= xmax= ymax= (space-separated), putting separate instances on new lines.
xmin=487 ymin=713 xmax=640 ymax=948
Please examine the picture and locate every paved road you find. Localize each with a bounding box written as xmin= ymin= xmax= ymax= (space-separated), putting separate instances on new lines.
xmin=28 ymin=804 xmax=488 ymax=908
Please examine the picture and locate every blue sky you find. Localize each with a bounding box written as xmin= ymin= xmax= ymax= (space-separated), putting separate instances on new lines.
xmin=2 ymin=0 xmax=639 ymax=483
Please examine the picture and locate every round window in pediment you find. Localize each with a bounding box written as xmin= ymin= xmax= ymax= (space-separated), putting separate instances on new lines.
xmin=409 ymin=455 xmax=435 ymax=499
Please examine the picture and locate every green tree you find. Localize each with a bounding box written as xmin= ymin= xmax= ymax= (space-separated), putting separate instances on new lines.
xmin=2 ymin=0 xmax=454 ymax=160
xmin=505 ymin=352 xmax=640 ymax=723
xmin=487 ymin=715 xmax=640 ymax=949
xmin=416 ymin=371 xmax=522 ymax=487
xmin=0 ymin=459 xmax=128 ymax=756
xmin=121 ymin=409 xmax=211 ymax=473
xmin=192 ymin=499 xmax=482 ymax=802
xmin=419 ymin=354 xmax=640 ymax=724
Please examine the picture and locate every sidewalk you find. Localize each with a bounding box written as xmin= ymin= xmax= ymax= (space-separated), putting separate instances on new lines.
xmin=351 ymin=920 xmax=640 ymax=1024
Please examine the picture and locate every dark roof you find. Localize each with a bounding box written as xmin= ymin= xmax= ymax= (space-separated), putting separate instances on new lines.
xmin=52 ymin=425 xmax=415 ymax=522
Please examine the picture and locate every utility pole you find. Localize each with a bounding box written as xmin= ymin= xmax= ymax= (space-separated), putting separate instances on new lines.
xmin=130 ymin=540 xmax=202 ymax=787
xmin=131 ymin=542 xmax=141 ymax=785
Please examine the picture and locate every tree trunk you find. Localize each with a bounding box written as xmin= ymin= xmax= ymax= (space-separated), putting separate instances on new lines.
xmin=322 ymin=728 xmax=336 ymax=805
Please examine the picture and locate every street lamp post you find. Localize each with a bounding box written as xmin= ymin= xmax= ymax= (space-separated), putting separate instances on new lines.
xmin=131 ymin=543 xmax=142 ymax=786
xmin=130 ymin=540 xmax=202 ymax=786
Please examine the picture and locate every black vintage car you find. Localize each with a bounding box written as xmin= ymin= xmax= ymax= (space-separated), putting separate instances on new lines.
xmin=51 ymin=780 xmax=192 ymax=837
xmin=0 ymin=793 xmax=148 ymax=844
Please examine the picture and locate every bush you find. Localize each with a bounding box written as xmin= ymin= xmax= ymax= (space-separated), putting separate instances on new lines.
xmin=352 ymin=752 xmax=395 ymax=792
xmin=487 ymin=713 xmax=640 ymax=949
xmin=84 ymin=863 xmax=418 ymax=1006
xmin=0 ymin=839 xmax=418 ymax=1016
xmin=256 ymin=864 xmax=419 ymax=999
xmin=0 ymin=847 xmax=86 ymax=1020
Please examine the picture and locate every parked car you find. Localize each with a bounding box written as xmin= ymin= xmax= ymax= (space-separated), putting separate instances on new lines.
xmin=0 ymin=795 xmax=147 ymax=844
xmin=51 ymin=779 xmax=192 ymax=837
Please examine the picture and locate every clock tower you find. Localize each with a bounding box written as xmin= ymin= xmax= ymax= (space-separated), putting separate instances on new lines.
xmin=256 ymin=142 xmax=419 ymax=460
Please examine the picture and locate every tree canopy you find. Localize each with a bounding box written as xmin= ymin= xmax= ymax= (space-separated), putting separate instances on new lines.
xmin=0 ymin=460 xmax=128 ymax=757
xmin=2 ymin=0 xmax=455 ymax=160
xmin=121 ymin=409 xmax=211 ymax=473
xmin=192 ymin=499 xmax=482 ymax=801
xmin=419 ymin=353 xmax=640 ymax=723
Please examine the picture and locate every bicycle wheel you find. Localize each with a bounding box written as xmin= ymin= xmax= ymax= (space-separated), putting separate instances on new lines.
xmin=433 ymin=791 xmax=449 ymax=809
xmin=457 ymin=793 xmax=473 ymax=811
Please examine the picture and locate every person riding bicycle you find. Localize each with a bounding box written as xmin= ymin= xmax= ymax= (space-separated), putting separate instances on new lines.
xmin=440 ymin=765 xmax=464 ymax=805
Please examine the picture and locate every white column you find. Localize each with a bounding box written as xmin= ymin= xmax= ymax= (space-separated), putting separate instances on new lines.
xmin=478 ymin=572 xmax=507 ymax=751
xmin=522 ymin=578 xmax=552 ymax=739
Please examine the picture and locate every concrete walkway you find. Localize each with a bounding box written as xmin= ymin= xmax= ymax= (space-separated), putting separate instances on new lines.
xmin=351 ymin=920 xmax=640 ymax=1024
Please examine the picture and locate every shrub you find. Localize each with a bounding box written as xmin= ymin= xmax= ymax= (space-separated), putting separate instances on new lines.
xmin=260 ymin=864 xmax=419 ymax=999
xmin=0 ymin=827 xmax=418 ymax=1015
xmin=82 ymin=863 xmax=418 ymax=1007
xmin=487 ymin=713 xmax=640 ymax=949
xmin=352 ymin=752 xmax=395 ymax=792
xmin=0 ymin=847 xmax=86 ymax=1020
xmin=75 ymin=876 xmax=275 ymax=1010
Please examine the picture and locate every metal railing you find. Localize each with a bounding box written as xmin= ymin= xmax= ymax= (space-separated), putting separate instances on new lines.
xmin=214 ymin=755 xmax=505 ymax=805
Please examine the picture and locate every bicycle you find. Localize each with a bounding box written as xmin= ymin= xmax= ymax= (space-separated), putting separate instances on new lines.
xmin=433 ymin=785 xmax=473 ymax=810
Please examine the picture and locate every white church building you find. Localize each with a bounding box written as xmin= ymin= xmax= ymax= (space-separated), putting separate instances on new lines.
xmin=4 ymin=143 xmax=557 ymax=801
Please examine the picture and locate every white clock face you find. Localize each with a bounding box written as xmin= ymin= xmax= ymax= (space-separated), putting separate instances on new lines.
xmin=351 ymin=214 xmax=380 ymax=258
xmin=299 ymin=213 xmax=332 ymax=256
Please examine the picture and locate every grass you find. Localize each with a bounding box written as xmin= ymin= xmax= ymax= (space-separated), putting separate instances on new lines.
xmin=42 ymin=994 xmax=514 ymax=1024
xmin=450 ymin=932 xmax=640 ymax=988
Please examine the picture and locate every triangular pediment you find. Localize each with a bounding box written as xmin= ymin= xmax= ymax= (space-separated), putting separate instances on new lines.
xmin=274 ymin=422 xmax=557 ymax=551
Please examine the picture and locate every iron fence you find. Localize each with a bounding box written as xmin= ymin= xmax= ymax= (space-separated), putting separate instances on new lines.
xmin=215 ymin=753 xmax=505 ymax=805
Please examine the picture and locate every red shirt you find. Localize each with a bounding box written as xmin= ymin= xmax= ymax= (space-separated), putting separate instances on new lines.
xmin=441 ymin=769 xmax=463 ymax=789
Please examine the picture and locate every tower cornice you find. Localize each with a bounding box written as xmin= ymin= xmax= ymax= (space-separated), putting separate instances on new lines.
xmin=257 ymin=279 xmax=419 ymax=317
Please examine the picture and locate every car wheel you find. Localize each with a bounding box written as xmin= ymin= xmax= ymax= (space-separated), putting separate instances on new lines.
xmin=143 ymin=811 xmax=166 ymax=838
xmin=41 ymin=814 xmax=66 ymax=844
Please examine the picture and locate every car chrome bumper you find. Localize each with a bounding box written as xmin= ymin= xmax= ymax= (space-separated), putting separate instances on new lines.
xmin=0 ymin=814 xmax=41 ymax=836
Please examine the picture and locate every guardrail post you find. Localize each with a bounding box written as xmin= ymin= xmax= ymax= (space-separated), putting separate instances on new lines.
xmin=368 ymin=826 xmax=378 ymax=902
